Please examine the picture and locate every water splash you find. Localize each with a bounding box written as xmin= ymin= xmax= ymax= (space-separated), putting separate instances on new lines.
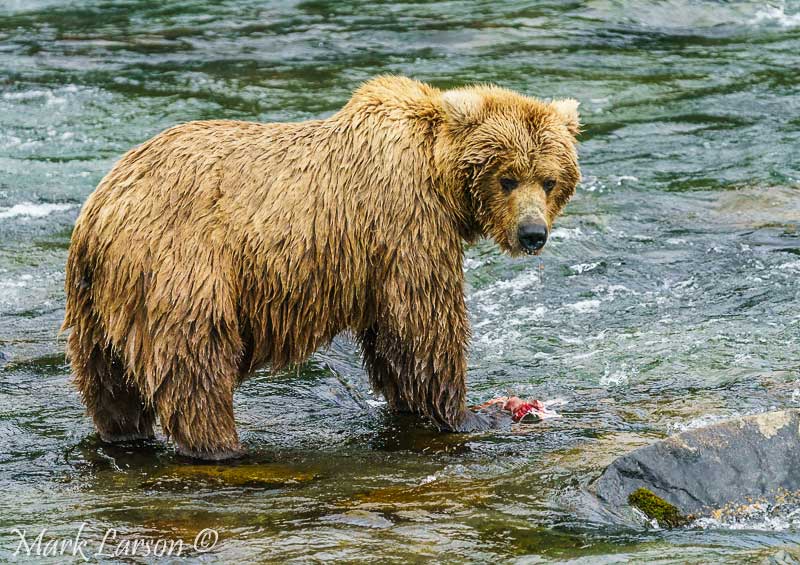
xmin=754 ymin=4 xmax=800 ymax=28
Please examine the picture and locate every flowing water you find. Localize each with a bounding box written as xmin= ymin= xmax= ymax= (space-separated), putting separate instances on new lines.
xmin=1 ymin=1 xmax=799 ymax=562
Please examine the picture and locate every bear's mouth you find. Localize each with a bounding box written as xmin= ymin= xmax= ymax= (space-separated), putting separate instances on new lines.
xmin=521 ymin=246 xmax=544 ymax=257
xmin=503 ymin=240 xmax=545 ymax=257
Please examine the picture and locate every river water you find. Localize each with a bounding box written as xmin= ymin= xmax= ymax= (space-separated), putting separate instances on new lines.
xmin=1 ymin=1 xmax=799 ymax=562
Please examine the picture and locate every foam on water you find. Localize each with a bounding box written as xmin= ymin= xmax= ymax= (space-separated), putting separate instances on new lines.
xmin=570 ymin=261 xmax=603 ymax=275
xmin=599 ymin=363 xmax=636 ymax=387
xmin=566 ymin=299 xmax=601 ymax=314
xmin=612 ymin=175 xmax=639 ymax=185
xmin=668 ymin=413 xmax=736 ymax=433
xmin=592 ymin=284 xmax=637 ymax=298
xmin=578 ymin=176 xmax=605 ymax=193
xmin=0 ymin=85 xmax=79 ymax=106
xmin=470 ymin=269 xmax=543 ymax=300
xmin=694 ymin=505 xmax=800 ymax=532
xmin=463 ymin=256 xmax=487 ymax=271
xmin=0 ymin=202 xmax=75 ymax=219
xmin=754 ymin=5 xmax=800 ymax=27
xmin=550 ymin=227 xmax=584 ymax=240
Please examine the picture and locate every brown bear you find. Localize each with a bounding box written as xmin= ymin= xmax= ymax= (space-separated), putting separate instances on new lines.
xmin=63 ymin=76 xmax=580 ymax=460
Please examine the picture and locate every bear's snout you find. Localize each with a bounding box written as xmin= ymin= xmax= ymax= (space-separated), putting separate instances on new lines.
xmin=518 ymin=222 xmax=548 ymax=254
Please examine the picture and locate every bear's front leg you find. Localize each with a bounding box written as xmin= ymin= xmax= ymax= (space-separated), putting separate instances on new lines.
xmin=445 ymin=405 xmax=512 ymax=432
xmin=375 ymin=253 xmax=507 ymax=433
xmin=359 ymin=325 xmax=419 ymax=415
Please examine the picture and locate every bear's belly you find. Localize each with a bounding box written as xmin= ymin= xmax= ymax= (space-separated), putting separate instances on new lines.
xmin=237 ymin=267 xmax=371 ymax=375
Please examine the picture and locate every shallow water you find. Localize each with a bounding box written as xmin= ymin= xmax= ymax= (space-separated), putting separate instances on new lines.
xmin=1 ymin=0 xmax=799 ymax=562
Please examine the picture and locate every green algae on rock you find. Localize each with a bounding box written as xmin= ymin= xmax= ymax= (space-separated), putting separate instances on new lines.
xmin=628 ymin=488 xmax=689 ymax=528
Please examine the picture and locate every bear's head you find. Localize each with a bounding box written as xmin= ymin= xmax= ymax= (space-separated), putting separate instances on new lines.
xmin=435 ymin=85 xmax=581 ymax=256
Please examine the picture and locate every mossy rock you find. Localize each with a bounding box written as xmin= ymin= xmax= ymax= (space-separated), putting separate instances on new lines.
xmin=628 ymin=488 xmax=689 ymax=528
xmin=594 ymin=410 xmax=800 ymax=522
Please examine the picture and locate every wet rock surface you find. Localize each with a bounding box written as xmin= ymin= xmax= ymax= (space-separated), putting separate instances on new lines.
xmin=593 ymin=410 xmax=800 ymax=521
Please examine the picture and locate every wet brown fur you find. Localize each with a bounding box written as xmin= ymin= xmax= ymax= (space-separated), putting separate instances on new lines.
xmin=62 ymin=76 xmax=580 ymax=459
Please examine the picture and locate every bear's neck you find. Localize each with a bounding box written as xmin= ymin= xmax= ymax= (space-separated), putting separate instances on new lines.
xmin=432 ymin=136 xmax=485 ymax=244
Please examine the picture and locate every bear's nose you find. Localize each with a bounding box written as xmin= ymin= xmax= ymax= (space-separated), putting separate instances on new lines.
xmin=518 ymin=223 xmax=548 ymax=253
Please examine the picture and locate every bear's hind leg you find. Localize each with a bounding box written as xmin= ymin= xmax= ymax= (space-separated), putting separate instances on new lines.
xmin=145 ymin=250 xmax=245 ymax=460
xmin=149 ymin=308 xmax=243 ymax=460
xmin=70 ymin=336 xmax=156 ymax=442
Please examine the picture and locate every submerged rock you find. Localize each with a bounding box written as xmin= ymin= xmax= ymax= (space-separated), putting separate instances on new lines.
xmin=352 ymin=477 xmax=494 ymax=512
xmin=593 ymin=410 xmax=800 ymax=525
xmin=143 ymin=464 xmax=318 ymax=489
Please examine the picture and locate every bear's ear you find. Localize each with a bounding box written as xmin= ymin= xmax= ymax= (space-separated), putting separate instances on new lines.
xmin=440 ymin=90 xmax=484 ymax=130
xmin=550 ymin=98 xmax=581 ymax=136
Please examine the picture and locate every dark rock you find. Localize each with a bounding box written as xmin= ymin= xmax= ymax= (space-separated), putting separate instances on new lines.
xmin=593 ymin=410 xmax=800 ymax=521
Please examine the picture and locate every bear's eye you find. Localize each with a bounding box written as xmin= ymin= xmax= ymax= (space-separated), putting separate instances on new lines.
xmin=500 ymin=177 xmax=519 ymax=192
xmin=543 ymin=179 xmax=557 ymax=193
